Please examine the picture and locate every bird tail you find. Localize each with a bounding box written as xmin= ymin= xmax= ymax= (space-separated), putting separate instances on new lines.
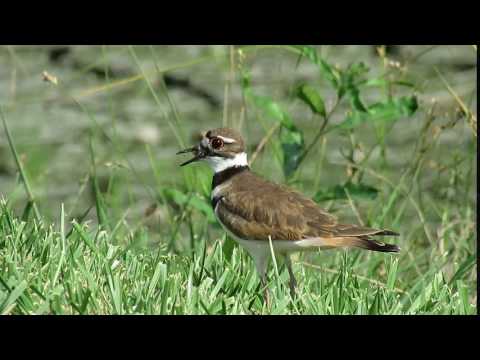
xmin=347 ymin=237 xmax=400 ymax=253
xmin=321 ymin=225 xmax=401 ymax=253
xmin=325 ymin=234 xmax=400 ymax=253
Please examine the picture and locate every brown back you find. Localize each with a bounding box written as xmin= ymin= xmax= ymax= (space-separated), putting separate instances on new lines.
xmin=216 ymin=170 xmax=393 ymax=241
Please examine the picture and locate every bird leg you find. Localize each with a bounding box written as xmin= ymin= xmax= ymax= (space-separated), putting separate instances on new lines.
xmin=285 ymin=255 xmax=297 ymax=299
xmin=252 ymin=251 xmax=271 ymax=309
xmin=261 ymin=275 xmax=271 ymax=308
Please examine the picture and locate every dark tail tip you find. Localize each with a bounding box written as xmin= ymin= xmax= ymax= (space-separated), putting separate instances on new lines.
xmin=360 ymin=239 xmax=401 ymax=253
xmin=376 ymin=229 xmax=400 ymax=236
xmin=376 ymin=243 xmax=401 ymax=253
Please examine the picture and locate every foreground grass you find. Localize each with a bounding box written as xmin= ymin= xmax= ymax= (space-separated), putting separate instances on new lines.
xmin=0 ymin=200 xmax=475 ymax=315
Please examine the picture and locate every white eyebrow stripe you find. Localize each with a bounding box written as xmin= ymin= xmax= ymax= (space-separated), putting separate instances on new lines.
xmin=216 ymin=135 xmax=236 ymax=144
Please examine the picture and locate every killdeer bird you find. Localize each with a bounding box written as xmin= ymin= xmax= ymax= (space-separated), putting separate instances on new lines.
xmin=177 ymin=128 xmax=400 ymax=301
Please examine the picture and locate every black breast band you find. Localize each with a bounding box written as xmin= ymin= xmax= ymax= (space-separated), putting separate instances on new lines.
xmin=211 ymin=166 xmax=249 ymax=210
xmin=212 ymin=165 xmax=249 ymax=189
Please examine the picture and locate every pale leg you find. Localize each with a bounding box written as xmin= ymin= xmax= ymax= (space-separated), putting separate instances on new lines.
xmin=252 ymin=248 xmax=270 ymax=308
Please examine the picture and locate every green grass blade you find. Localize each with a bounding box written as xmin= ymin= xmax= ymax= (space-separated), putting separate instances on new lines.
xmin=0 ymin=106 xmax=41 ymax=222
xmin=1 ymin=279 xmax=28 ymax=314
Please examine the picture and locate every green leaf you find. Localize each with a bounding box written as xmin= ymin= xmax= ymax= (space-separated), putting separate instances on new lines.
xmin=280 ymin=127 xmax=305 ymax=178
xmin=291 ymin=46 xmax=340 ymax=89
xmin=339 ymin=111 xmax=368 ymax=130
xmin=90 ymin=174 xmax=109 ymax=229
xmin=296 ymin=84 xmax=326 ymax=117
xmin=221 ymin=236 xmax=235 ymax=262
xmin=368 ymin=289 xmax=382 ymax=315
xmin=249 ymin=94 xmax=295 ymax=130
xmin=449 ymin=254 xmax=476 ymax=285
xmin=456 ymin=281 xmax=471 ymax=314
xmin=291 ymin=45 xmax=318 ymax=63
xmin=241 ymin=70 xmax=295 ymax=130
xmin=73 ymin=222 xmax=99 ymax=255
xmin=318 ymin=58 xmax=340 ymax=90
xmin=21 ymin=201 xmax=33 ymax=222
xmin=347 ymin=86 xmax=368 ymax=112
xmin=240 ymin=69 xmax=304 ymax=178
xmin=409 ymin=277 xmax=434 ymax=314
xmin=368 ymin=96 xmax=418 ymax=119
xmin=340 ymin=62 xmax=370 ymax=112
xmin=0 ymin=279 xmax=28 ymax=314
xmin=163 ymin=188 xmax=216 ymax=223
xmin=387 ymin=258 xmax=399 ymax=290
xmin=314 ymin=182 xmax=379 ymax=202
xmin=147 ymin=261 xmax=167 ymax=299
xmin=256 ymin=96 xmax=295 ymax=129
xmin=88 ymin=136 xmax=109 ymax=230
xmin=346 ymin=62 xmax=370 ymax=79
xmin=339 ymin=95 xmax=418 ymax=130
xmin=361 ymin=78 xmax=415 ymax=88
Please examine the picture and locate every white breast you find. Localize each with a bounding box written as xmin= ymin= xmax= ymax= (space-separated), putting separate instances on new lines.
xmin=206 ymin=152 xmax=248 ymax=173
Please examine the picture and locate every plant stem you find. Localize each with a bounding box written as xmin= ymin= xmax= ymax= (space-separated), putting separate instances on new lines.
xmin=249 ymin=122 xmax=281 ymax=166
xmin=0 ymin=105 xmax=41 ymax=222
xmin=297 ymin=98 xmax=340 ymax=167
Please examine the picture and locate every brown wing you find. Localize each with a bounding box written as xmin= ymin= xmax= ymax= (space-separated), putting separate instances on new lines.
xmin=216 ymin=171 xmax=398 ymax=241
xmin=216 ymin=171 xmax=337 ymax=241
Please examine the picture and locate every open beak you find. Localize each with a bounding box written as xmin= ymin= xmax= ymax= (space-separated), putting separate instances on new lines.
xmin=176 ymin=146 xmax=205 ymax=167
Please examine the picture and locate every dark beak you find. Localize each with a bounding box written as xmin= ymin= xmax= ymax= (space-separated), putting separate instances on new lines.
xmin=176 ymin=146 xmax=204 ymax=167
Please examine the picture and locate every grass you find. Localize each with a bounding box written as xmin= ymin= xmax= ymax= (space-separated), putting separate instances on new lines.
xmin=0 ymin=45 xmax=477 ymax=315
xmin=0 ymin=198 xmax=475 ymax=315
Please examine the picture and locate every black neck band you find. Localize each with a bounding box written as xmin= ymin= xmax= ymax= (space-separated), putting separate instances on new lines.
xmin=212 ymin=166 xmax=249 ymax=189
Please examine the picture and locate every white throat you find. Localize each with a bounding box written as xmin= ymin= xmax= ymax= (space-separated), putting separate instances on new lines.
xmin=206 ymin=152 xmax=248 ymax=173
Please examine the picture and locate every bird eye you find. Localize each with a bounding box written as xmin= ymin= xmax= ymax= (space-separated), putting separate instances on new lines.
xmin=211 ymin=137 xmax=224 ymax=150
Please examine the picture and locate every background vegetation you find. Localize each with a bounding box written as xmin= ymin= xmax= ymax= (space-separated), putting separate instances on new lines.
xmin=0 ymin=45 xmax=476 ymax=314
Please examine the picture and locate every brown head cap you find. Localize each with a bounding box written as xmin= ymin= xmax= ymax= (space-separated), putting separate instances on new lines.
xmin=205 ymin=128 xmax=245 ymax=154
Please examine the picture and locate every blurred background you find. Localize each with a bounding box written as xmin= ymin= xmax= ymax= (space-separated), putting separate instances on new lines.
xmin=0 ymin=45 xmax=476 ymax=250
